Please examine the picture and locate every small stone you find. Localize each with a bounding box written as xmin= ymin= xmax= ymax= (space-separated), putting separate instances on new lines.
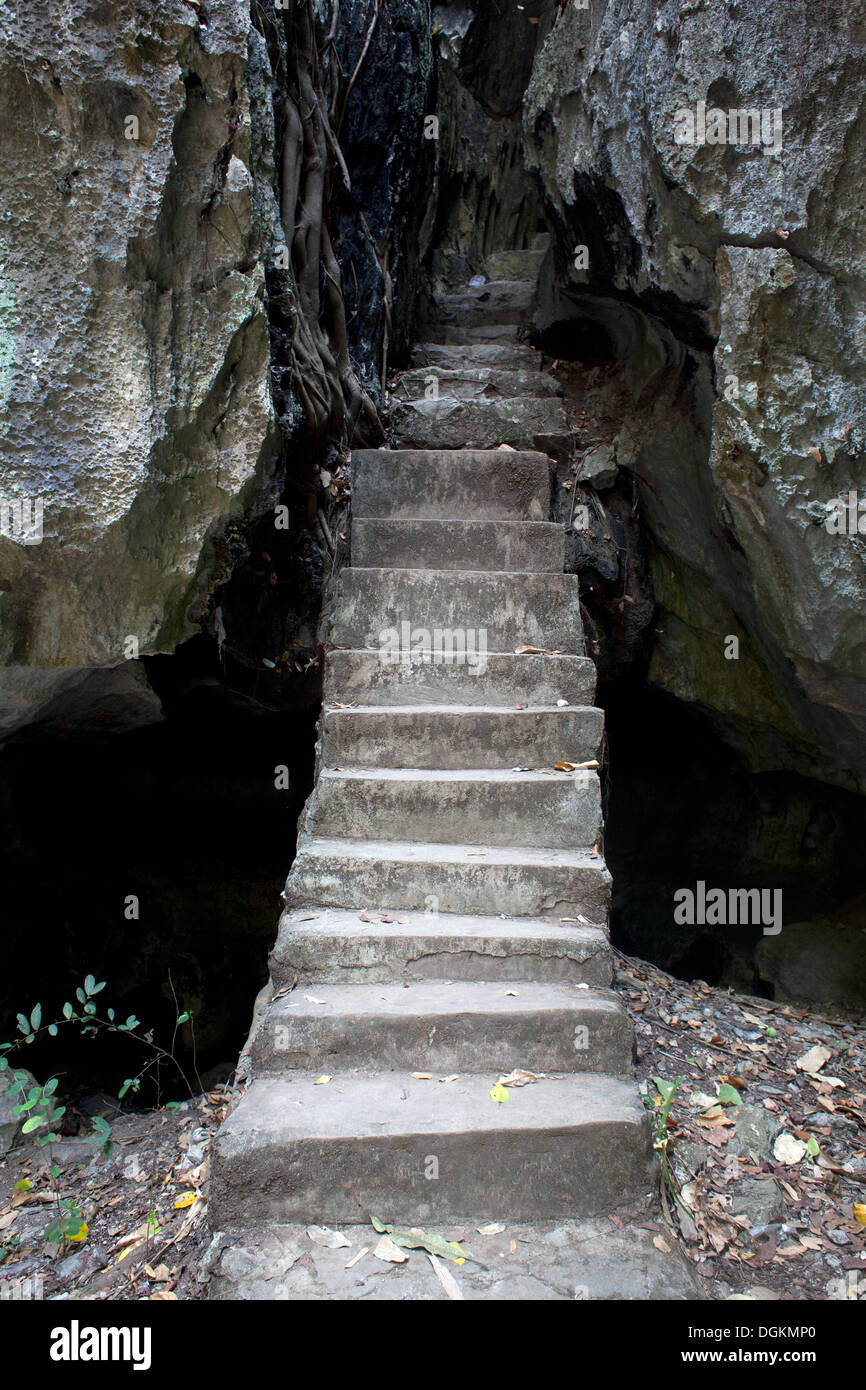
xmin=827 ymin=1229 xmax=852 ymax=1247
xmin=579 ymin=443 xmax=617 ymax=490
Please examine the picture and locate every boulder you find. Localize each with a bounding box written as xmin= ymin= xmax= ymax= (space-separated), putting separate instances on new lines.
xmin=756 ymin=911 xmax=866 ymax=1011
xmin=579 ymin=444 xmax=618 ymax=490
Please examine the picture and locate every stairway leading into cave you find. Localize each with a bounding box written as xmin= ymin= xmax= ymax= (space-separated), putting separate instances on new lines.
xmin=209 ymin=249 xmax=656 ymax=1281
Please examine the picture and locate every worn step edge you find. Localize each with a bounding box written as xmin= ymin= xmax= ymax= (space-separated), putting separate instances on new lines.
xmin=251 ymin=981 xmax=631 ymax=1074
xmin=269 ymin=909 xmax=611 ymax=987
xmin=209 ymin=1072 xmax=653 ymax=1225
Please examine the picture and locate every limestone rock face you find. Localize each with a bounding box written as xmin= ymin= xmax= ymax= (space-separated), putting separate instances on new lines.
xmin=0 ymin=0 xmax=279 ymax=668
xmin=523 ymin=1 xmax=866 ymax=793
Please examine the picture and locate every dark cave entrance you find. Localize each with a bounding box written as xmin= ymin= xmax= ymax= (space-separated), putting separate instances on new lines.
xmin=601 ymin=680 xmax=866 ymax=1000
xmin=0 ymin=639 xmax=317 ymax=1106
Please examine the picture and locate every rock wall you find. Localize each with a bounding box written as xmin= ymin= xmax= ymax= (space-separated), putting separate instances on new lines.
xmin=523 ymin=0 xmax=866 ymax=797
xmin=0 ymin=0 xmax=433 ymax=1070
xmin=0 ymin=0 xmax=432 ymax=703
xmin=0 ymin=0 xmax=279 ymax=673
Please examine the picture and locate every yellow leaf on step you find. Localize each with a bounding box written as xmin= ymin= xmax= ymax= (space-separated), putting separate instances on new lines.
xmin=314 ymin=1075 xmax=332 ymax=1085
xmin=854 ymin=1203 xmax=866 ymax=1226
xmin=173 ymin=1192 xmax=197 ymax=1210
xmin=489 ymin=1084 xmax=509 ymax=1103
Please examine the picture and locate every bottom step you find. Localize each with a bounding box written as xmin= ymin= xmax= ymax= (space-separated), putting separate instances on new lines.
xmin=207 ymin=1213 xmax=703 ymax=1300
xmin=210 ymin=1071 xmax=653 ymax=1226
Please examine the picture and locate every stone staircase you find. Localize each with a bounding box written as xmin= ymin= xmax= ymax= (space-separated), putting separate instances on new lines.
xmin=209 ymin=250 xmax=656 ymax=1258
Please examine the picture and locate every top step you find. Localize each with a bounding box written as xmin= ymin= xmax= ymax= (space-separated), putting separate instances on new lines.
xmin=485 ymin=248 xmax=546 ymax=280
xmin=435 ymin=280 xmax=535 ymax=327
xmin=352 ymin=449 xmax=552 ymax=522
xmin=410 ymin=342 xmax=542 ymax=372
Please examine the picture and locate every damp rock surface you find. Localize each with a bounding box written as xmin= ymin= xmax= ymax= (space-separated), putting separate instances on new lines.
xmin=0 ymin=0 xmax=279 ymax=666
xmin=523 ymin=0 xmax=866 ymax=795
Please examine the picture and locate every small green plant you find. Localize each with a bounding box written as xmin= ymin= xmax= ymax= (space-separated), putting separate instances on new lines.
xmin=1 ymin=972 xmax=200 ymax=1251
xmin=647 ymin=1074 xmax=686 ymax=1203
xmin=44 ymin=1198 xmax=87 ymax=1247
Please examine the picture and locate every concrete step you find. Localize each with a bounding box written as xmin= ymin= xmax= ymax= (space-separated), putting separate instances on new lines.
xmin=419 ymin=323 xmax=524 ymax=346
xmin=389 ymin=395 xmax=571 ymax=454
xmin=320 ymin=704 xmax=603 ymax=769
xmin=410 ymin=341 xmax=542 ymax=371
xmin=351 ymin=448 xmax=552 ymax=522
xmin=270 ymin=907 xmax=612 ymax=987
xmin=209 ymin=1071 xmax=653 ymax=1225
xmin=485 ymin=248 xmax=547 ymax=280
xmin=327 ymin=569 xmax=583 ymax=654
xmin=391 ymin=367 xmax=562 ymax=402
xmin=325 ymin=649 xmax=596 ymax=707
xmin=306 ymin=767 xmax=602 ymax=849
xmin=251 ymin=980 xmax=632 ymax=1074
xmin=351 ymin=519 xmax=564 ymax=572
xmin=284 ymin=835 xmax=611 ymax=918
xmin=436 ymin=280 xmax=535 ymax=326
xmin=207 ymin=1212 xmax=703 ymax=1301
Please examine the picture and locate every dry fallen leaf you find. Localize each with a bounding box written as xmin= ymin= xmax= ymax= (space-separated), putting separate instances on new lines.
xmin=498 ymin=1069 xmax=545 ymax=1087
xmin=477 ymin=1222 xmax=506 ymax=1235
xmin=773 ymin=1133 xmax=807 ymax=1165
xmin=411 ymin=1072 xmax=433 ymax=1080
xmin=696 ymin=1106 xmax=735 ymax=1129
xmin=653 ymin=1234 xmax=672 ymax=1254
xmin=314 ymin=1075 xmax=332 ymax=1085
xmin=307 ymin=1225 xmax=351 ymax=1249
xmin=373 ymin=1235 xmax=409 ymax=1264
xmin=796 ymin=1045 xmax=833 ymax=1075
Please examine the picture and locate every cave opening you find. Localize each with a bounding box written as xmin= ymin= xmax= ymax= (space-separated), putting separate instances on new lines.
xmin=0 ymin=639 xmax=317 ymax=1109
xmin=601 ymin=678 xmax=866 ymax=999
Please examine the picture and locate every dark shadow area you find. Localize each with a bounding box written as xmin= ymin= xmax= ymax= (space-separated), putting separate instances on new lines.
xmin=602 ymin=679 xmax=866 ymax=1000
xmin=0 ymin=641 xmax=317 ymax=1102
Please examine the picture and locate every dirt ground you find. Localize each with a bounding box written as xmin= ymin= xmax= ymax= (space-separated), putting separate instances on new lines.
xmin=1 ymin=957 xmax=864 ymax=1302
xmin=619 ymin=950 xmax=866 ymax=1301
